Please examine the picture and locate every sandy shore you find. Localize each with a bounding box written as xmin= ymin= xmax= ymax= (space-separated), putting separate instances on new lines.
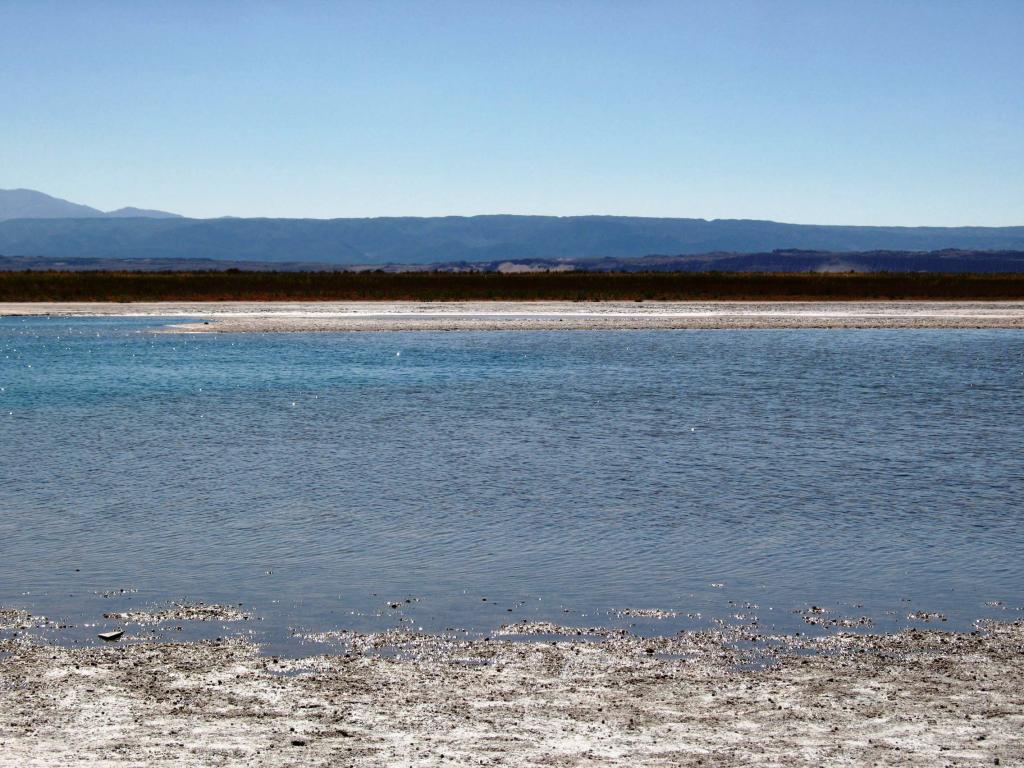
xmin=3 ymin=300 xmax=1024 ymax=331
xmin=2 ymin=621 xmax=1022 ymax=766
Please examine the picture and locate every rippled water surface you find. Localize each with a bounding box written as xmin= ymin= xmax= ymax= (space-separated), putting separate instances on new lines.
xmin=1 ymin=317 xmax=1022 ymax=651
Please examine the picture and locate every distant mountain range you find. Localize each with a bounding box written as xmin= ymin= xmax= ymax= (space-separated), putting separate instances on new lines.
xmin=0 ymin=188 xmax=181 ymax=221
xmin=2 ymin=188 xmax=1024 ymax=268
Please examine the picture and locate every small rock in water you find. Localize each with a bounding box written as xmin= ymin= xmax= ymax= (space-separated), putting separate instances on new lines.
xmin=97 ymin=629 xmax=124 ymax=642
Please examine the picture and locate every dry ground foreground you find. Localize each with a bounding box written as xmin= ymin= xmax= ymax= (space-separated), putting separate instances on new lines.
xmin=1 ymin=617 xmax=1022 ymax=767
xmin=3 ymin=300 xmax=1024 ymax=330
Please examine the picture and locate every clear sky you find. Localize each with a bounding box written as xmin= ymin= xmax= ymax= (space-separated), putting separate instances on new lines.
xmin=2 ymin=1 xmax=1022 ymax=224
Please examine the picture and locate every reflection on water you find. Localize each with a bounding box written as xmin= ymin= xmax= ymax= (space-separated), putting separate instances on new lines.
xmin=1 ymin=317 xmax=1022 ymax=651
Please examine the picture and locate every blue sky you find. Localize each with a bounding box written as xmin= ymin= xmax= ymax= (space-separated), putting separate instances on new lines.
xmin=2 ymin=1 xmax=1022 ymax=224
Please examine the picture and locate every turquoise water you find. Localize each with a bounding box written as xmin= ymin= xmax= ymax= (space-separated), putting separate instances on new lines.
xmin=1 ymin=317 xmax=1022 ymax=651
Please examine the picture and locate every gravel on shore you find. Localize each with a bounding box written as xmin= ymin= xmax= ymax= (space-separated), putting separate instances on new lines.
xmin=2 ymin=621 xmax=1022 ymax=766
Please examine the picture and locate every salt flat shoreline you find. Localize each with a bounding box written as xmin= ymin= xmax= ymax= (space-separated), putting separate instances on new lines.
xmin=1 ymin=621 xmax=1021 ymax=766
xmin=4 ymin=300 xmax=1024 ymax=330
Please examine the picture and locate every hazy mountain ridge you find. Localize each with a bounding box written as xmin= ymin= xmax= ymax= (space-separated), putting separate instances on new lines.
xmin=0 ymin=189 xmax=181 ymax=221
xmin=105 ymin=206 xmax=183 ymax=218
xmin=3 ymin=214 xmax=1024 ymax=266
xmin=2 ymin=188 xmax=1023 ymax=266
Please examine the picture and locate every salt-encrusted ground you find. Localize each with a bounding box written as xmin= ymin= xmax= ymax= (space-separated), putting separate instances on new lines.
xmin=1 ymin=620 xmax=1021 ymax=766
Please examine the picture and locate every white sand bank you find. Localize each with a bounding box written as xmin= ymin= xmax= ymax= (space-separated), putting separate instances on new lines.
xmin=4 ymin=300 xmax=1024 ymax=330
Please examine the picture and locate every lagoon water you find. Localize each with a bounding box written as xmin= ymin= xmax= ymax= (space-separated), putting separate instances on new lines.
xmin=1 ymin=317 xmax=1022 ymax=651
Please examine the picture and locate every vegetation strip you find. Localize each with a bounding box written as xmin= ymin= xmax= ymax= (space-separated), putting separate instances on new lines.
xmin=4 ymin=270 xmax=1024 ymax=302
